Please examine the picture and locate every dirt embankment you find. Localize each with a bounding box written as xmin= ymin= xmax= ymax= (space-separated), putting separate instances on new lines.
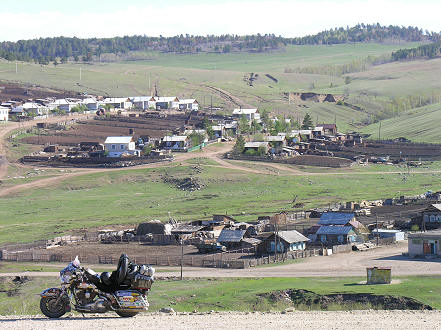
xmin=0 ymin=81 xmax=80 ymax=102
xmin=265 ymin=289 xmax=433 ymax=310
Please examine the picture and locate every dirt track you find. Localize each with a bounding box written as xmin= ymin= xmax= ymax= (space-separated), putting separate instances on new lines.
xmin=2 ymin=242 xmax=441 ymax=278
xmin=1 ymin=311 xmax=441 ymax=330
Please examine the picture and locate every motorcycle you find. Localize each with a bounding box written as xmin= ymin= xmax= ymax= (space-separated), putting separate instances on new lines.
xmin=39 ymin=254 xmax=154 ymax=318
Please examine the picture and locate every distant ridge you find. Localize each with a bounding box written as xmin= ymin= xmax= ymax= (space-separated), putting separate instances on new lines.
xmin=0 ymin=24 xmax=436 ymax=64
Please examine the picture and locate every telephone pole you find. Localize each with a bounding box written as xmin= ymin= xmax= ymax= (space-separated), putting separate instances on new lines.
xmin=80 ymin=67 xmax=82 ymax=81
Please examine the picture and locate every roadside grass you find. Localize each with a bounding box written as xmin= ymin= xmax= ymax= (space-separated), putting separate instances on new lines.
xmin=1 ymin=276 xmax=440 ymax=315
xmin=1 ymin=165 xmax=441 ymax=244
xmin=185 ymin=158 xmax=220 ymax=166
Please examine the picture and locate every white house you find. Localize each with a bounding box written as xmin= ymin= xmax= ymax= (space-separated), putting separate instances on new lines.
xmin=104 ymin=136 xmax=138 ymax=157
xmin=81 ymin=97 xmax=100 ymax=111
xmin=154 ymin=97 xmax=180 ymax=110
xmin=160 ymin=135 xmax=189 ymax=151
xmin=103 ymin=98 xmax=133 ymax=110
xmin=48 ymin=98 xmax=81 ymax=112
xmin=232 ymin=108 xmax=260 ymax=122
xmin=22 ymin=102 xmax=50 ymax=116
xmin=130 ymin=96 xmax=155 ymax=110
xmin=179 ymin=99 xmax=199 ymax=111
xmin=0 ymin=106 xmax=9 ymax=121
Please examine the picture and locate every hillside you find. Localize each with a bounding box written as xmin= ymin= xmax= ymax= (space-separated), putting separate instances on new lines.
xmin=361 ymin=103 xmax=441 ymax=143
xmin=0 ymin=24 xmax=431 ymax=64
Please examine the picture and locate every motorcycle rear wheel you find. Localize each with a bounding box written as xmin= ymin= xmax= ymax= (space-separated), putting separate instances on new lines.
xmin=40 ymin=297 xmax=67 ymax=318
xmin=116 ymin=310 xmax=139 ymax=317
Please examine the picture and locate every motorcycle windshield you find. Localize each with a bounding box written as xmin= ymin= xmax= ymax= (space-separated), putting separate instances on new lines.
xmin=60 ymin=263 xmax=78 ymax=284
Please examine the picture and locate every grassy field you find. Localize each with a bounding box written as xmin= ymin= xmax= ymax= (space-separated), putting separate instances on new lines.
xmin=362 ymin=103 xmax=441 ymax=142
xmin=0 ymin=41 xmax=435 ymax=135
xmin=1 ymin=163 xmax=441 ymax=244
xmin=1 ymin=275 xmax=440 ymax=315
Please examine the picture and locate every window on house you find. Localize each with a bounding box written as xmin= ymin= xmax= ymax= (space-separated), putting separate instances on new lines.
xmin=120 ymin=144 xmax=124 ymax=150
xmin=111 ymin=144 xmax=115 ymax=149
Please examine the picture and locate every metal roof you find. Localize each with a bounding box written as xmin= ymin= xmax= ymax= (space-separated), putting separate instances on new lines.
xmin=233 ymin=108 xmax=258 ymax=115
xmin=277 ymin=230 xmax=309 ymax=243
xmin=371 ymin=229 xmax=402 ymax=234
xmin=217 ymin=229 xmax=246 ymax=243
xmin=162 ymin=135 xmax=188 ymax=142
xmin=408 ymin=230 xmax=441 ymax=239
xmin=241 ymin=238 xmax=262 ymax=245
xmin=319 ymin=212 xmax=355 ymax=225
xmin=429 ymin=204 xmax=441 ymax=211
xmin=104 ymin=136 xmax=133 ymax=144
xmin=266 ymin=136 xmax=285 ymax=142
xmin=316 ymin=226 xmax=354 ymax=235
xmin=244 ymin=142 xmax=268 ymax=148
xmin=171 ymin=225 xmax=205 ymax=234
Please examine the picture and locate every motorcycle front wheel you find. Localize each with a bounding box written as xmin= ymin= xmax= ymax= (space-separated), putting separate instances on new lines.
xmin=40 ymin=297 xmax=67 ymax=318
xmin=116 ymin=310 xmax=139 ymax=317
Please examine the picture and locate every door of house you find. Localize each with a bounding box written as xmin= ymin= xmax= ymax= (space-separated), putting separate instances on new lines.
xmin=423 ymin=241 xmax=432 ymax=254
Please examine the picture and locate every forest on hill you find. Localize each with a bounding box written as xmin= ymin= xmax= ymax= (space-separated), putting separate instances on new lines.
xmin=0 ymin=24 xmax=436 ymax=64
xmin=392 ymin=42 xmax=441 ymax=60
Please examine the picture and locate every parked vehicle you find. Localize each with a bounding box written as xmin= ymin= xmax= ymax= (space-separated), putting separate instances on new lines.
xmin=195 ymin=242 xmax=226 ymax=253
xmin=40 ymin=254 xmax=154 ymax=318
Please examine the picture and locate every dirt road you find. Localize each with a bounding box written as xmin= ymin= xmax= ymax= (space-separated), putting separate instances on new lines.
xmin=2 ymin=242 xmax=441 ymax=278
xmin=1 ymin=311 xmax=441 ymax=330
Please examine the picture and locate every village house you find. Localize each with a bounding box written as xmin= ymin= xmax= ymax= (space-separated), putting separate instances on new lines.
xmin=217 ymin=229 xmax=247 ymax=249
xmin=212 ymin=125 xmax=226 ymax=139
xmin=179 ymin=99 xmax=199 ymax=111
xmin=154 ymin=97 xmax=180 ymax=110
xmin=104 ymin=136 xmax=139 ymax=157
xmin=81 ymin=97 xmax=100 ymax=111
xmin=316 ymin=124 xmax=337 ymax=135
xmin=257 ymin=230 xmax=309 ymax=254
xmin=422 ymin=204 xmax=441 ymax=228
xmin=21 ymin=102 xmax=50 ymax=116
xmin=232 ymin=108 xmax=260 ymax=122
xmin=408 ymin=230 xmax=441 ymax=257
xmin=161 ymin=135 xmax=190 ymax=151
xmin=318 ymin=212 xmax=367 ymax=234
xmin=0 ymin=106 xmax=8 ymax=121
xmin=130 ymin=96 xmax=155 ymax=110
xmin=316 ymin=226 xmax=357 ymax=245
xmin=243 ymin=141 xmax=269 ymax=154
xmin=48 ymin=98 xmax=81 ymax=112
xmin=266 ymin=135 xmax=287 ymax=153
xmin=103 ymin=97 xmax=133 ymax=109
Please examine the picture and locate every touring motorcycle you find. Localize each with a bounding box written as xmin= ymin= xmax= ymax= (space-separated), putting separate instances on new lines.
xmin=40 ymin=254 xmax=154 ymax=318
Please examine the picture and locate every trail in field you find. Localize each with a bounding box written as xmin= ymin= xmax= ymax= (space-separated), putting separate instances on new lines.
xmin=201 ymin=84 xmax=253 ymax=108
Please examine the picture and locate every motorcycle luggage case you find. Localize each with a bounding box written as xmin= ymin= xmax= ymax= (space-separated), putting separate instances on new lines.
xmin=115 ymin=290 xmax=148 ymax=310
xmin=131 ymin=273 xmax=153 ymax=290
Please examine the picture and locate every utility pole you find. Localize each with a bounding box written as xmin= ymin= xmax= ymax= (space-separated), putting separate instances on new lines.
xmin=79 ymin=67 xmax=82 ymax=81
xmin=375 ymin=215 xmax=379 ymax=246
xmin=180 ymin=237 xmax=184 ymax=280
xmin=378 ymin=121 xmax=381 ymax=140
xmin=15 ymin=62 xmax=18 ymax=74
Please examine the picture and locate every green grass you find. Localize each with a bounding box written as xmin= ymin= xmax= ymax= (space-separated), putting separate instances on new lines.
xmin=1 ymin=276 xmax=440 ymax=315
xmin=0 ymin=42 xmax=432 ymax=135
xmin=1 ymin=164 xmax=441 ymax=244
xmin=362 ymin=103 xmax=441 ymax=142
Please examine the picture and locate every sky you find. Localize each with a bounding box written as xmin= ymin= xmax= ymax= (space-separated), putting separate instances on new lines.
xmin=1 ymin=0 xmax=441 ymax=41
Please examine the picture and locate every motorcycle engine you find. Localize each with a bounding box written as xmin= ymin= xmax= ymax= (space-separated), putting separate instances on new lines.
xmin=76 ymin=289 xmax=98 ymax=305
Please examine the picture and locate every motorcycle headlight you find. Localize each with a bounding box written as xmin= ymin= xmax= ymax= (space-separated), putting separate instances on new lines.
xmin=60 ymin=274 xmax=72 ymax=284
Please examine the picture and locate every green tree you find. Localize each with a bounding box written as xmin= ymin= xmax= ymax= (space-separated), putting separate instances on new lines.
xmin=301 ymin=113 xmax=313 ymax=129
xmin=345 ymin=76 xmax=351 ymax=84
xmin=206 ymin=126 xmax=215 ymax=140
xmin=238 ymin=114 xmax=250 ymax=134
xmin=233 ymin=135 xmax=245 ymax=154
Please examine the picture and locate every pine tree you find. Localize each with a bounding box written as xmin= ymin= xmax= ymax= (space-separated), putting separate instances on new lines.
xmin=301 ymin=113 xmax=313 ymax=129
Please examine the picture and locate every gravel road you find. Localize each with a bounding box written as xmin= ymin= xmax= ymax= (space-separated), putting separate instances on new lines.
xmin=1 ymin=311 xmax=441 ymax=330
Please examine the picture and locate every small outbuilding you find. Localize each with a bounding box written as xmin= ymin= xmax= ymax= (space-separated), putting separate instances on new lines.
xmin=371 ymin=229 xmax=405 ymax=241
xmin=408 ymin=230 xmax=441 ymax=258
xmin=217 ymin=229 xmax=247 ymax=249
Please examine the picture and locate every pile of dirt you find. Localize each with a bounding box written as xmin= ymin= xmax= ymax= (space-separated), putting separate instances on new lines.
xmin=0 ymin=276 xmax=29 ymax=297
xmin=163 ymin=176 xmax=205 ymax=191
xmin=264 ymin=289 xmax=432 ymax=310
